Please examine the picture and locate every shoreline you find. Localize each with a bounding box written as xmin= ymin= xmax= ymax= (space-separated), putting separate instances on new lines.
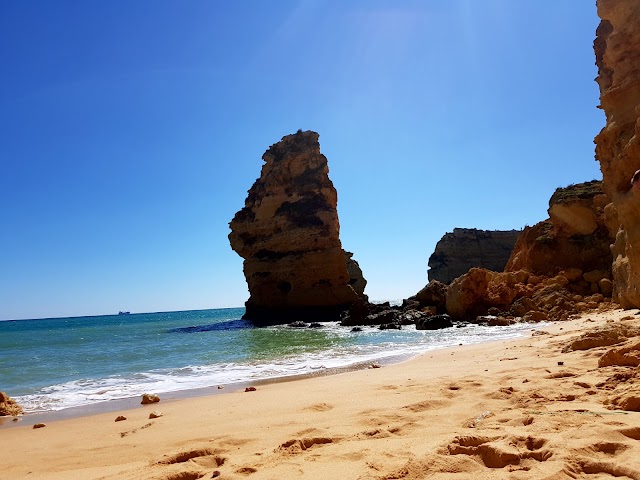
xmin=1 ymin=321 xmax=540 ymax=428
xmin=0 ymin=350 xmax=418 ymax=429
xmin=3 ymin=307 xmax=638 ymax=479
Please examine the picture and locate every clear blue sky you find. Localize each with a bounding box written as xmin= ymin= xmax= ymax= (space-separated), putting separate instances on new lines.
xmin=0 ymin=1 xmax=603 ymax=320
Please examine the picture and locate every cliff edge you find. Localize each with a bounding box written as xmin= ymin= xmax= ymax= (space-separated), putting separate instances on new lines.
xmin=594 ymin=0 xmax=640 ymax=308
xmin=506 ymin=180 xmax=612 ymax=279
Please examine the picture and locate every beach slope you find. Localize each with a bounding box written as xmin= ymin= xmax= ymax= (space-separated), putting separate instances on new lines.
xmin=3 ymin=309 xmax=640 ymax=479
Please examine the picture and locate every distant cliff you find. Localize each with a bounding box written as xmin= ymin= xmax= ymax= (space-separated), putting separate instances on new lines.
xmin=428 ymin=228 xmax=521 ymax=284
xmin=505 ymin=181 xmax=612 ymax=278
xmin=594 ymin=0 xmax=640 ymax=308
xmin=228 ymin=130 xmax=365 ymax=324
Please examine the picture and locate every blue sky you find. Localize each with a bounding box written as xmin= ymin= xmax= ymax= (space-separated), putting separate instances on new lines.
xmin=0 ymin=1 xmax=603 ymax=320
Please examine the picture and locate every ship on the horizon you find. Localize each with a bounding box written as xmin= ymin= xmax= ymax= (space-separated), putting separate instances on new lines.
xmin=118 ymin=311 xmax=131 ymax=316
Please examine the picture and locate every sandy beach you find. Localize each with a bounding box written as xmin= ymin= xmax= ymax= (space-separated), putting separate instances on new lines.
xmin=3 ymin=308 xmax=640 ymax=480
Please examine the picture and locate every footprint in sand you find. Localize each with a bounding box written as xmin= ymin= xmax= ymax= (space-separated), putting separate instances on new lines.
xmin=354 ymin=423 xmax=410 ymax=441
xmin=378 ymin=384 xmax=400 ymax=390
xmin=157 ymin=448 xmax=226 ymax=468
xmin=277 ymin=437 xmax=338 ymax=454
xmin=120 ymin=421 xmax=154 ymax=438
xmin=402 ymin=399 xmax=449 ymax=413
xmin=294 ymin=427 xmax=323 ymax=436
xmin=154 ymin=449 xmax=227 ymax=480
xmin=546 ymin=371 xmax=577 ymax=379
xmin=619 ymin=426 xmax=640 ymax=440
xmin=446 ymin=434 xmax=552 ymax=468
xmin=160 ymin=472 xmax=205 ymax=480
xmin=358 ymin=408 xmax=404 ymax=420
xmin=589 ymin=441 xmax=629 ymax=456
xmin=564 ymin=458 xmax=640 ymax=478
xmin=303 ymin=402 xmax=334 ymax=412
xmin=355 ymin=428 xmax=392 ymax=440
xmin=235 ymin=466 xmax=258 ymax=475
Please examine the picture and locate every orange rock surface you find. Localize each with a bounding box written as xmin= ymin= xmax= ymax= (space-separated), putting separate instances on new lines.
xmin=594 ymin=0 xmax=640 ymax=307
xmin=229 ymin=131 xmax=361 ymax=323
xmin=0 ymin=391 xmax=23 ymax=416
xmin=445 ymin=267 xmax=614 ymax=322
xmin=506 ymin=181 xmax=612 ymax=278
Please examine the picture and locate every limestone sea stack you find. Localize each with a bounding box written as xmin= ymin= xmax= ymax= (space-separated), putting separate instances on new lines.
xmin=594 ymin=0 xmax=640 ymax=308
xmin=229 ymin=130 xmax=363 ymax=324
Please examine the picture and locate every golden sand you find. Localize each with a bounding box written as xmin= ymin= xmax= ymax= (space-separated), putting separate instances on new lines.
xmin=3 ymin=309 xmax=640 ymax=479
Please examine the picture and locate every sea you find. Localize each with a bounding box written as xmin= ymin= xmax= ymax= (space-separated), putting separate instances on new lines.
xmin=0 ymin=307 xmax=539 ymax=415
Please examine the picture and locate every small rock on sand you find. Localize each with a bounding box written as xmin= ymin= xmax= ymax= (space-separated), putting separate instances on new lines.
xmin=0 ymin=391 xmax=24 ymax=417
xmin=369 ymin=363 xmax=381 ymax=369
xmin=115 ymin=416 xmax=127 ymax=422
xmin=33 ymin=423 xmax=46 ymax=429
xmin=217 ymin=385 xmax=224 ymax=389
xmin=149 ymin=411 xmax=163 ymax=419
xmin=245 ymin=387 xmax=257 ymax=392
xmin=141 ymin=393 xmax=160 ymax=404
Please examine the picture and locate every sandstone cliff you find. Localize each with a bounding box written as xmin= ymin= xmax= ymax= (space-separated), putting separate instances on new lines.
xmin=594 ymin=0 xmax=640 ymax=308
xmin=427 ymin=228 xmax=521 ymax=284
xmin=445 ymin=267 xmax=613 ymax=323
xmin=506 ymin=181 xmax=612 ymax=278
xmin=229 ymin=130 xmax=363 ymax=323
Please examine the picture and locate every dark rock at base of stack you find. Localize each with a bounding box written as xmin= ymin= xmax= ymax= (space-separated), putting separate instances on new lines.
xmin=406 ymin=280 xmax=448 ymax=314
xmin=379 ymin=323 xmax=401 ymax=330
xmin=415 ymin=314 xmax=453 ymax=330
xmin=366 ymin=309 xmax=399 ymax=325
xmin=340 ymin=300 xmax=406 ymax=327
xmin=340 ymin=298 xmax=371 ymax=326
xmin=245 ymin=304 xmax=360 ymax=326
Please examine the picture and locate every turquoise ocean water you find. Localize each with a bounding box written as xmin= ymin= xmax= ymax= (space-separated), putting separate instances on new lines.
xmin=0 ymin=307 xmax=537 ymax=413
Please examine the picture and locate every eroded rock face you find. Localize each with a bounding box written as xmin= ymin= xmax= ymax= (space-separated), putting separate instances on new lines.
xmin=345 ymin=251 xmax=367 ymax=299
xmin=594 ymin=1 xmax=640 ymax=308
xmin=446 ymin=268 xmax=525 ymax=321
xmin=0 ymin=391 xmax=23 ymax=416
xmin=229 ymin=131 xmax=362 ymax=323
xmin=506 ymin=181 xmax=612 ymax=277
xmin=428 ymin=228 xmax=521 ymax=284
xmin=445 ymin=267 xmax=613 ymax=322
xmin=413 ymin=280 xmax=448 ymax=313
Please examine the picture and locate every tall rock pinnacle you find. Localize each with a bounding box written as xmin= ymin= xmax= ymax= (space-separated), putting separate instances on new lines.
xmin=594 ymin=0 xmax=640 ymax=307
xmin=229 ymin=130 xmax=363 ymax=323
